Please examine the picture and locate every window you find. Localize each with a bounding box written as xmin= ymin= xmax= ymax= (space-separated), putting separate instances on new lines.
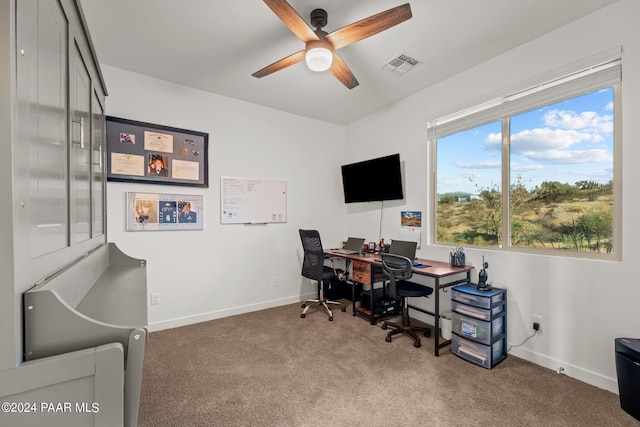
xmin=436 ymin=121 xmax=503 ymax=247
xmin=430 ymin=52 xmax=620 ymax=257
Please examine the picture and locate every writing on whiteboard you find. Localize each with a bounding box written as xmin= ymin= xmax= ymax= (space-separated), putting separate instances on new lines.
xmin=221 ymin=176 xmax=287 ymax=224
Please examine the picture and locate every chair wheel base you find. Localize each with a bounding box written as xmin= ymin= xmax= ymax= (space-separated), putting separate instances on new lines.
xmin=413 ymin=339 xmax=421 ymax=348
xmin=385 ymin=335 xmax=392 ymax=342
xmin=300 ymin=313 xmax=306 ymax=318
xmin=328 ymin=316 xmax=333 ymax=321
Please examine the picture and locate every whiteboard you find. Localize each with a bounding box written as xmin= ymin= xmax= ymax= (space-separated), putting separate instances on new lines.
xmin=221 ymin=176 xmax=287 ymax=224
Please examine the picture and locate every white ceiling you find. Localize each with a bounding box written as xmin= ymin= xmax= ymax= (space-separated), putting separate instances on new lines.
xmin=79 ymin=0 xmax=620 ymax=125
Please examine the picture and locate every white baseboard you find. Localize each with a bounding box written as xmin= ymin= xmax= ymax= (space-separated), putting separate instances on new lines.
xmin=147 ymin=292 xmax=316 ymax=332
xmin=409 ymin=310 xmax=619 ymax=394
xmin=508 ymin=346 xmax=619 ymax=394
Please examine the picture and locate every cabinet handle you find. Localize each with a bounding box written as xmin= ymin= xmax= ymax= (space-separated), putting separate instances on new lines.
xmin=72 ymin=117 xmax=85 ymax=148
xmin=93 ymin=144 xmax=102 ymax=168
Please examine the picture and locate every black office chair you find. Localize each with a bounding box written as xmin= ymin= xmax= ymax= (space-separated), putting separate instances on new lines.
xmin=299 ymin=229 xmax=347 ymax=321
xmin=380 ymin=253 xmax=433 ymax=347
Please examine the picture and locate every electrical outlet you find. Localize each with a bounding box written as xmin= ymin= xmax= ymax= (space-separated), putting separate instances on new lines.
xmin=270 ymin=277 xmax=278 ymax=287
xmin=532 ymin=314 xmax=543 ymax=334
xmin=150 ymin=293 xmax=160 ymax=305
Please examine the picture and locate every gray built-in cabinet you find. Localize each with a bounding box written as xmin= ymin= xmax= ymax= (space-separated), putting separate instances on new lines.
xmin=3 ymin=0 xmax=107 ymax=366
xmin=1 ymin=1 xmax=147 ymax=426
xmin=15 ymin=0 xmax=107 ymax=286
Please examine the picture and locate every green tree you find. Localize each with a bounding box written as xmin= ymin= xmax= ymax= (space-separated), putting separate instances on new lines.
xmin=438 ymin=194 xmax=455 ymax=205
xmin=531 ymin=181 xmax=578 ymax=203
xmin=577 ymin=211 xmax=613 ymax=252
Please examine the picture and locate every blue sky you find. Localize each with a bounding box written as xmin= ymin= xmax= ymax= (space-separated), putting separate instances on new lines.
xmin=436 ymin=87 xmax=614 ymax=195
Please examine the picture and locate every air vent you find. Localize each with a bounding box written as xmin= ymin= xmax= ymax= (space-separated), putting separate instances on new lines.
xmin=382 ymin=52 xmax=421 ymax=75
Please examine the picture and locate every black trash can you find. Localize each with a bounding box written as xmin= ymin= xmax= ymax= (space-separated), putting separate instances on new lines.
xmin=615 ymin=337 xmax=640 ymax=421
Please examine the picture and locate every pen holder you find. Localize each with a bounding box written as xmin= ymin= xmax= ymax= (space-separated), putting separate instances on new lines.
xmin=450 ymin=253 xmax=465 ymax=267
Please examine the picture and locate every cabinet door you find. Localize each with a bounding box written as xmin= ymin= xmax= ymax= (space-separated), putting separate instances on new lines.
xmin=69 ymin=38 xmax=92 ymax=248
xmin=92 ymin=91 xmax=106 ymax=238
xmin=18 ymin=0 xmax=70 ymax=263
xmin=16 ymin=0 xmax=106 ymax=281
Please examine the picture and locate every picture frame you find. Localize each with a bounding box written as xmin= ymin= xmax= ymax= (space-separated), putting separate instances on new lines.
xmin=126 ymin=192 xmax=204 ymax=231
xmin=107 ymin=116 xmax=209 ymax=188
xmin=401 ymin=211 xmax=422 ymax=227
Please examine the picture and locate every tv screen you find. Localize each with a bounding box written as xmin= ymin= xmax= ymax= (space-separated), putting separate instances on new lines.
xmin=341 ymin=154 xmax=404 ymax=203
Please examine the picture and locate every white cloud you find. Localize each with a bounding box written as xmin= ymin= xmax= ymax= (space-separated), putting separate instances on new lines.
xmin=460 ymin=171 xmax=481 ymax=180
xmin=484 ymin=132 xmax=502 ymax=150
xmin=509 ymin=128 xmax=594 ymax=152
xmin=453 ymin=160 xmax=501 ymax=169
xmin=438 ymin=179 xmax=458 ymax=187
xmin=556 ymin=168 xmax=613 ymax=181
xmin=543 ymin=109 xmax=613 ymax=133
xmin=511 ymin=164 xmax=544 ymax=172
xmin=474 ymin=106 xmax=614 ymax=169
xmin=524 ymin=148 xmax=612 ymax=164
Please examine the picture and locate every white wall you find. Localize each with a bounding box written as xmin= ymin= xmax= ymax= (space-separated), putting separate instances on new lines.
xmin=102 ymin=65 xmax=348 ymax=330
xmin=345 ymin=0 xmax=640 ymax=392
xmin=102 ymin=0 xmax=639 ymax=393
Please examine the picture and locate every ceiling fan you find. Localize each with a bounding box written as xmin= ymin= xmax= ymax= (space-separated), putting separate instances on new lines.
xmin=252 ymin=0 xmax=412 ymax=89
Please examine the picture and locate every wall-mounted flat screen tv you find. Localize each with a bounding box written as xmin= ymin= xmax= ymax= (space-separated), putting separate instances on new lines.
xmin=341 ymin=154 xmax=404 ymax=203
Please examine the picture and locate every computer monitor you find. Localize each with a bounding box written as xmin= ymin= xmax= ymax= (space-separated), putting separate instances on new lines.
xmin=388 ymin=240 xmax=417 ymax=261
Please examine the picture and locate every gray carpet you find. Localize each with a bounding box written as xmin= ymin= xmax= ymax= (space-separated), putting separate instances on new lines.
xmin=138 ymin=301 xmax=638 ymax=426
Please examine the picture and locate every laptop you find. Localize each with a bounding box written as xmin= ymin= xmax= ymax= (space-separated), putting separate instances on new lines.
xmin=333 ymin=237 xmax=365 ymax=255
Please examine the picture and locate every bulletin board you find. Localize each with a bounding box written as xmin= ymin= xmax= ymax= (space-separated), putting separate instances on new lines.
xmin=106 ymin=116 xmax=209 ymax=187
xmin=221 ymin=176 xmax=287 ymax=224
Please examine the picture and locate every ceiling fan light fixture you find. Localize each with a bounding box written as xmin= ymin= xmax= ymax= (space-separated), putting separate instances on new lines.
xmin=253 ymin=1 xmax=412 ymax=89
xmin=305 ymin=40 xmax=333 ymax=72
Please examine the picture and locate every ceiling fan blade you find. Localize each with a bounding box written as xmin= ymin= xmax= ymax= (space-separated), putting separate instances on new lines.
xmin=262 ymin=0 xmax=319 ymax=43
xmin=330 ymin=52 xmax=359 ymax=89
xmin=326 ymin=3 xmax=412 ymax=50
xmin=252 ymin=50 xmax=306 ymax=78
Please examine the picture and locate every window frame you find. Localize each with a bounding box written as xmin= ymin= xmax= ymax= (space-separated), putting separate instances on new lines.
xmin=428 ymin=52 xmax=622 ymax=260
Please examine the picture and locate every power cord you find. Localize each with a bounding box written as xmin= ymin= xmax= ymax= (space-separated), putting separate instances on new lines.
xmin=507 ymin=329 xmax=538 ymax=352
xmin=378 ymin=200 xmax=384 ymax=242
